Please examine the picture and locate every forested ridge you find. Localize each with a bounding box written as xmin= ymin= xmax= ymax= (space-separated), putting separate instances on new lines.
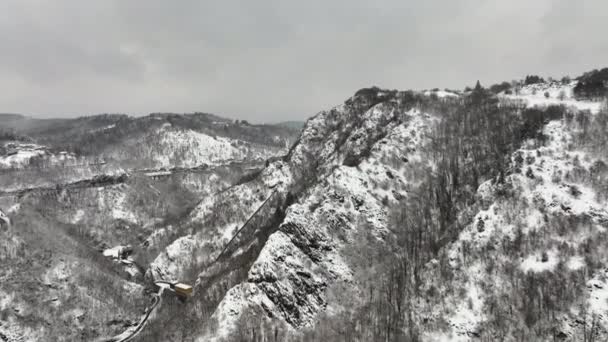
xmin=1 ymin=71 xmax=607 ymax=342
xmin=200 ymin=76 xmax=608 ymax=342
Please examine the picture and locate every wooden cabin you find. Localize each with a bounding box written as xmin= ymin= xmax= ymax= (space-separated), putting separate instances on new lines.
xmin=174 ymin=283 xmax=193 ymax=297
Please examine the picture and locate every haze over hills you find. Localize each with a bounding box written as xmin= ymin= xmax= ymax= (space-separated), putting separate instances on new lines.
xmin=1 ymin=67 xmax=608 ymax=342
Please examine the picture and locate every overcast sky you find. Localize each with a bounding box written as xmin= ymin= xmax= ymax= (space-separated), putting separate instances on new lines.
xmin=0 ymin=0 xmax=606 ymax=122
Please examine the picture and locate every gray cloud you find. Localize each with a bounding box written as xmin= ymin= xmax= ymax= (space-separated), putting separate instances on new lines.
xmin=0 ymin=0 xmax=606 ymax=122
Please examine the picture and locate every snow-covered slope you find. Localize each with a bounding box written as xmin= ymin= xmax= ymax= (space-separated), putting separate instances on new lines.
xmin=416 ymin=88 xmax=608 ymax=341
xmin=424 ymin=89 xmax=460 ymax=98
xmin=503 ymin=81 xmax=603 ymax=114
xmin=155 ymin=129 xmax=260 ymax=167
xmin=209 ymin=108 xmax=434 ymax=335
xmin=0 ymin=112 xmax=299 ymax=173
xmin=137 ymin=90 xmax=439 ymax=341
xmin=111 ymin=126 xmax=284 ymax=169
xmin=7 ymin=78 xmax=602 ymax=341
xmin=0 ymin=142 xmax=77 ymax=169
xmin=0 ymin=115 xmax=297 ymax=341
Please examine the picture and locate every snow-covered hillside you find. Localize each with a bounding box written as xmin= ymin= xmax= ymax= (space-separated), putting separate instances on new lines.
xmin=414 ymin=86 xmax=608 ymax=341
xmin=152 ymin=127 xmax=279 ymax=167
xmin=161 ymin=83 xmax=607 ymax=341
xmin=100 ymin=125 xmax=287 ymax=169
xmin=0 ymin=142 xmax=77 ymax=169
xmin=208 ymin=108 xmax=435 ymax=338
xmin=503 ymin=81 xmax=603 ymax=114
xmin=4 ymin=74 xmax=607 ymax=342
xmin=136 ymin=89 xmax=446 ymax=341
xmin=0 ymin=112 xmax=297 ymax=341
xmin=420 ymin=118 xmax=607 ymax=340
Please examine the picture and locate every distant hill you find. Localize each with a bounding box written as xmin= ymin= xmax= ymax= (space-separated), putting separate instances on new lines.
xmin=0 ymin=113 xmax=26 ymax=120
xmin=0 ymin=112 xmax=302 ymax=170
xmin=275 ymin=120 xmax=305 ymax=130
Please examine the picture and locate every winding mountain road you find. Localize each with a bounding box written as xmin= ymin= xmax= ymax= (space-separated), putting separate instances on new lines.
xmin=105 ymin=283 xmax=167 ymax=342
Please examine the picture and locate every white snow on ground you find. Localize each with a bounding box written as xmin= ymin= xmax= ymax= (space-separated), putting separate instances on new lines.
xmin=152 ymin=179 xmax=276 ymax=284
xmin=156 ymin=129 xmax=241 ymax=167
xmin=219 ymin=223 xmax=239 ymax=242
xmin=587 ymin=269 xmax=608 ymax=317
xmin=449 ymin=263 xmax=485 ymax=337
xmin=567 ymin=255 xmax=586 ymax=271
xmin=0 ymin=142 xmax=80 ymax=169
xmin=97 ymin=190 xmax=138 ymax=223
xmin=150 ymin=235 xmax=197 ymax=281
xmin=0 ymin=149 xmax=43 ymax=166
xmin=513 ymin=120 xmax=607 ymax=219
xmin=439 ymin=93 xmax=607 ymax=338
xmin=260 ymin=159 xmax=293 ymax=190
xmin=89 ymin=124 xmax=116 ymax=133
xmin=71 ymin=209 xmax=85 ymax=224
xmin=152 ymin=129 xmax=279 ymax=168
xmin=100 ymin=124 xmax=286 ymax=169
xmin=204 ymin=283 xmax=279 ymax=342
xmin=0 ymin=143 xmax=46 ymax=168
xmin=520 ymin=249 xmax=560 ymax=273
xmin=7 ymin=203 xmax=20 ymax=214
xmin=424 ymin=89 xmax=459 ymax=98
xmin=0 ymin=323 xmax=37 ymax=342
xmin=42 ymin=261 xmax=71 ymax=284
xmin=286 ymin=103 xmax=347 ymax=168
xmin=189 ymin=182 xmax=269 ymax=232
xmin=502 ymin=81 xmax=604 ymax=114
xmin=206 ymin=107 xmax=435 ymax=340
xmin=0 ymin=290 xmax=14 ymax=311
xmin=455 ymin=203 xmax=514 ymax=249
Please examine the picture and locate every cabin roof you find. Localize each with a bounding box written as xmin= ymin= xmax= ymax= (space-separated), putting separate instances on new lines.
xmin=175 ymin=283 xmax=192 ymax=290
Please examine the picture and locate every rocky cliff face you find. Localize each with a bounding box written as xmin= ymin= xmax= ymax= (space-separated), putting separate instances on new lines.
xmin=139 ymin=89 xmax=437 ymax=340
xmin=210 ymin=104 xmax=434 ymax=335
xmin=132 ymin=89 xmax=434 ymax=340
xmin=176 ymin=81 xmax=608 ymax=341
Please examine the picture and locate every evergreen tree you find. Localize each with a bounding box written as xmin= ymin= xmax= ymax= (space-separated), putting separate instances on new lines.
xmin=475 ymin=80 xmax=482 ymax=91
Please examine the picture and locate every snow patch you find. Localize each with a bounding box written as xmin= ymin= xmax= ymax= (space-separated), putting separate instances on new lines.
xmin=587 ymin=269 xmax=608 ymax=321
xmin=0 ymin=143 xmax=47 ymax=168
xmin=520 ymin=249 xmax=560 ymax=273
xmin=150 ymin=235 xmax=197 ymax=281
xmin=567 ymin=255 xmax=586 ymax=271
xmin=503 ymin=81 xmax=604 ymax=114
xmin=424 ymin=89 xmax=459 ymax=98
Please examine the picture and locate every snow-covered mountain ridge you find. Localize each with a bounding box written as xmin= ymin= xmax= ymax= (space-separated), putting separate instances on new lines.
xmin=208 ymin=106 xmax=435 ymax=337
xmin=156 ymin=79 xmax=608 ymax=342
xmin=2 ymin=72 xmax=607 ymax=342
xmin=138 ymin=88 xmax=440 ymax=340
